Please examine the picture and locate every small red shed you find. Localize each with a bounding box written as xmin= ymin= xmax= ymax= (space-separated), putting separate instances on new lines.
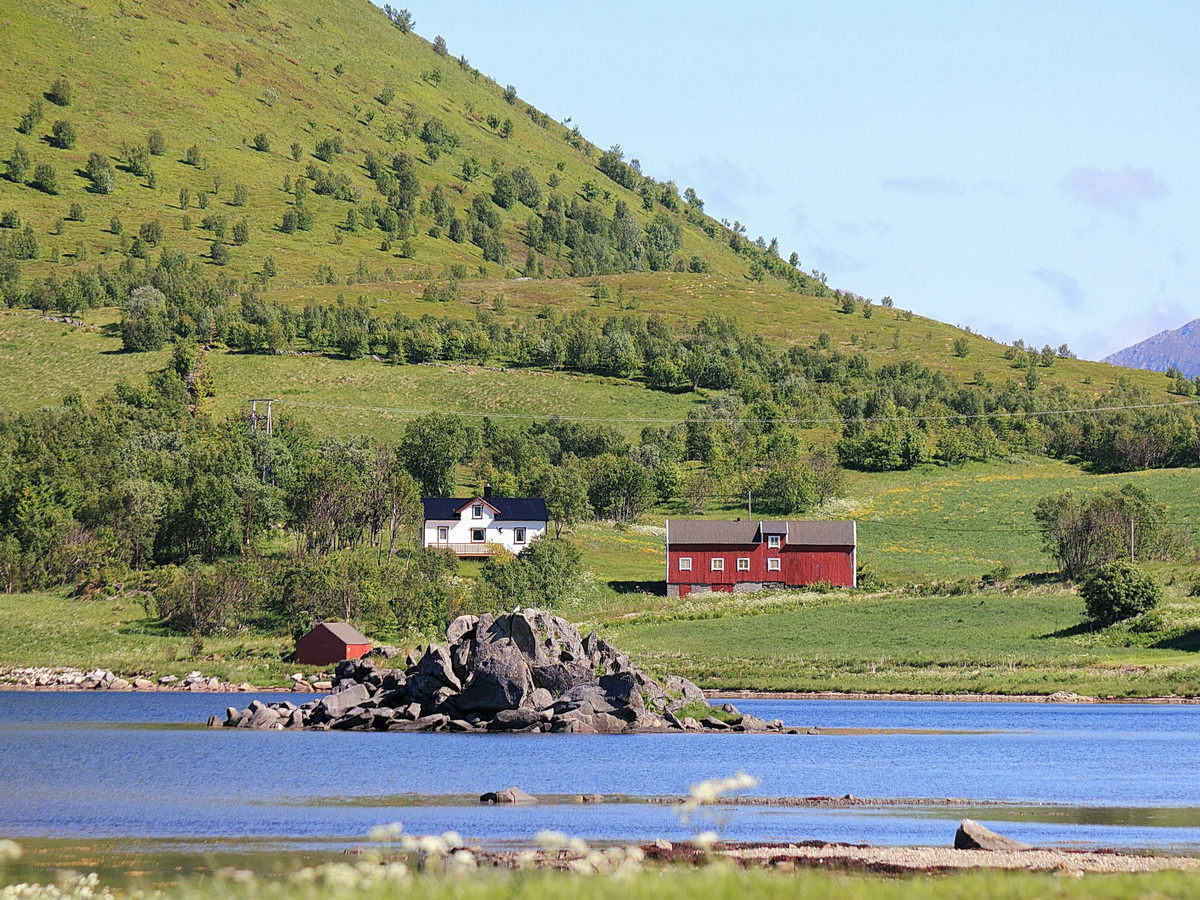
xmin=665 ymin=519 xmax=856 ymax=597
xmin=294 ymin=622 xmax=373 ymax=666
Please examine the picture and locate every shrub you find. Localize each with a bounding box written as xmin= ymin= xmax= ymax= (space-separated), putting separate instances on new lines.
xmin=210 ymin=241 xmax=230 ymax=265
xmin=147 ymin=129 xmax=166 ymax=156
xmin=290 ymin=142 xmax=302 ymax=162
xmin=68 ymin=202 xmax=85 ymax=222
xmin=252 ymin=133 xmax=271 ymax=152
xmin=6 ymin=143 xmax=31 ymax=183
xmin=0 ymin=210 xmax=19 ymax=229
xmin=232 ymin=219 xmax=249 ymax=245
xmin=85 ymin=152 xmax=115 ymax=194
xmin=1080 ymin=560 xmax=1162 ymax=625
xmin=31 ymin=162 xmax=59 ymax=194
xmin=17 ymin=99 xmax=44 ymax=135
xmin=185 ymin=144 xmax=201 ymax=166
xmin=48 ymin=78 xmax=72 ymax=106
xmin=138 ymin=219 xmax=164 ymax=245
xmin=50 ymin=120 xmax=76 ymax=149
xmin=232 ymin=183 xmax=249 ymax=206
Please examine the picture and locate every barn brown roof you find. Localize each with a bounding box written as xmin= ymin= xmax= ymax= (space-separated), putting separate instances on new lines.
xmin=313 ymin=622 xmax=372 ymax=645
xmin=666 ymin=519 xmax=855 ymax=546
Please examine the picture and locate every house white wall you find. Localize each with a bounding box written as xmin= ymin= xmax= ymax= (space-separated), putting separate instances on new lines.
xmin=423 ymin=501 xmax=546 ymax=555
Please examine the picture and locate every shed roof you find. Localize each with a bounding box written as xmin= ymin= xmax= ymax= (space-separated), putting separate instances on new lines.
xmin=422 ymin=497 xmax=548 ymax=521
xmin=666 ymin=519 xmax=855 ymax=547
xmin=310 ymin=621 xmax=372 ymax=645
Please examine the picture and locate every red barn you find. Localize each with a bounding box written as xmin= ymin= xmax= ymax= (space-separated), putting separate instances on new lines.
xmin=665 ymin=519 xmax=856 ymax=597
xmin=294 ymin=622 xmax=373 ymax=666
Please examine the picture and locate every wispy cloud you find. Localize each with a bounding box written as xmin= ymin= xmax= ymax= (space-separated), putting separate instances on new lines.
xmin=880 ymin=176 xmax=965 ymax=197
xmin=1032 ymin=268 xmax=1086 ymax=310
xmin=1060 ymin=166 xmax=1168 ymax=221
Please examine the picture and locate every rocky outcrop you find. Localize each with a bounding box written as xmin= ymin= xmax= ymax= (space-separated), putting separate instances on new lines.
xmin=215 ymin=610 xmax=789 ymax=735
xmin=1 ymin=667 xmax=262 ymax=692
xmin=954 ymin=819 xmax=1032 ymax=851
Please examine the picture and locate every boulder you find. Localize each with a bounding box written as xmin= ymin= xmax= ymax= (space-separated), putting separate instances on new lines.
xmin=446 ymin=615 xmax=479 ymax=646
xmin=455 ymin=642 xmax=532 ymax=715
xmin=488 ymin=708 xmax=542 ymax=731
xmin=954 ymin=819 xmax=1032 ymax=851
xmin=317 ymin=682 xmax=371 ymax=718
xmin=480 ymin=786 xmax=538 ymax=805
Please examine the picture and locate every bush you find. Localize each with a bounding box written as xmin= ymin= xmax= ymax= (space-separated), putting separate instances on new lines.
xmin=1080 ymin=560 xmax=1162 ymax=625
xmin=85 ymin=152 xmax=115 ymax=193
xmin=17 ymin=100 xmax=44 ymax=135
xmin=68 ymin=202 xmax=85 ymax=222
xmin=147 ymin=129 xmax=166 ymax=156
xmin=6 ymin=143 xmax=31 ymax=183
xmin=48 ymin=78 xmax=72 ymax=106
xmin=50 ymin=120 xmax=76 ymax=149
xmin=210 ymin=241 xmax=230 ymax=265
xmin=31 ymin=162 xmax=59 ymax=194
xmin=252 ymin=132 xmax=270 ymax=152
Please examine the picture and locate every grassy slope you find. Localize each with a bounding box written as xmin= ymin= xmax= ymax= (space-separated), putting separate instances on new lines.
xmin=0 ymin=0 xmax=756 ymax=289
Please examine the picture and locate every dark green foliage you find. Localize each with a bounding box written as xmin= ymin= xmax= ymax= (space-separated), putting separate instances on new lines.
xmin=1080 ymin=560 xmax=1162 ymax=625
xmin=185 ymin=144 xmax=201 ymax=166
xmin=31 ymin=162 xmax=58 ymax=194
xmin=386 ymin=6 xmax=414 ymax=33
xmin=0 ymin=210 xmax=19 ymax=229
xmin=210 ymin=241 xmax=230 ymax=265
xmin=232 ymin=219 xmax=250 ymax=245
xmin=47 ymin=77 xmax=71 ymax=106
xmin=290 ymin=141 xmax=303 ymax=162
xmin=432 ymin=34 xmax=447 ymax=56
xmin=232 ymin=183 xmax=249 ymax=206
xmin=510 ymin=166 xmax=541 ymax=208
xmin=503 ymin=84 xmax=517 ymax=104
xmin=17 ymin=99 xmax=44 ymax=135
xmin=479 ymin=538 xmax=584 ymax=609
xmin=120 ymin=284 xmax=169 ymax=351
xmin=313 ymin=135 xmax=344 ymax=162
xmin=377 ymin=86 xmax=395 ymax=106
xmin=68 ymin=202 xmax=85 ymax=222
xmin=252 ymin=132 xmax=270 ymax=152
xmin=262 ymin=255 xmax=277 ymax=278
xmin=954 ymin=336 xmax=970 ymax=357
xmin=138 ymin=219 xmax=164 ymax=245
xmin=85 ymin=152 xmax=115 ymax=193
xmin=1035 ymin=484 xmax=1174 ymax=580
xmin=492 ymin=171 xmax=515 ymax=208
xmin=6 ymin=143 xmax=31 ymax=183
xmin=398 ymin=412 xmax=471 ymax=496
xmin=147 ymin=129 xmax=166 ymax=156
xmin=0 ymin=225 xmax=38 ymax=259
xmin=50 ymin=120 xmax=76 ymax=149
xmin=123 ymin=143 xmax=152 ymax=176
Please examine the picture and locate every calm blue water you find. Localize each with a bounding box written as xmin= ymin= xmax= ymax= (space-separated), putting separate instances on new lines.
xmin=2 ymin=692 xmax=1199 ymax=851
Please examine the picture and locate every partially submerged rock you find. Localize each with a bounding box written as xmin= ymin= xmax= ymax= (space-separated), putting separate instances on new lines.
xmin=481 ymin=786 xmax=538 ymax=804
xmin=215 ymin=609 xmax=788 ymax=735
xmin=954 ymin=819 xmax=1032 ymax=851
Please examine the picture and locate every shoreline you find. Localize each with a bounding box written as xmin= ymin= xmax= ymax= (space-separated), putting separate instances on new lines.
xmin=4 ymin=667 xmax=1198 ymax=703
xmin=707 ymin=689 xmax=1200 ymax=705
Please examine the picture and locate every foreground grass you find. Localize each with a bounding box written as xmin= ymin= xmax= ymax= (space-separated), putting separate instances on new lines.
xmin=6 ymin=862 xmax=1200 ymax=900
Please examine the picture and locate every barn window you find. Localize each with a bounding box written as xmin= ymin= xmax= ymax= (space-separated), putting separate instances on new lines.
xmin=514 ymin=527 xmax=526 ymax=544
xmin=767 ymin=535 xmax=781 ymax=549
xmin=678 ymin=557 xmax=692 ymax=571
xmin=471 ymin=528 xmax=485 ymax=542
xmin=472 ymin=503 xmax=483 ymax=519
xmin=437 ymin=526 xmax=449 ymax=542
xmin=736 ymin=557 xmax=750 ymax=571
xmin=710 ymin=558 xmax=724 ymax=571
xmin=767 ymin=558 xmax=781 ymax=571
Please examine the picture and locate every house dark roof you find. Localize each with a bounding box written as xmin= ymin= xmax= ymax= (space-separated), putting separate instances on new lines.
xmin=666 ymin=519 xmax=855 ymax=547
xmin=311 ymin=622 xmax=371 ymax=645
xmin=422 ymin=497 xmax=548 ymax=521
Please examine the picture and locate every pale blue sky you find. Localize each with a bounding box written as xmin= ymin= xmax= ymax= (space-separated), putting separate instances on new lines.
xmin=393 ymin=1 xmax=1199 ymax=359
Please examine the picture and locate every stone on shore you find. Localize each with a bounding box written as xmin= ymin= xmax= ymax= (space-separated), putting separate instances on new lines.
xmin=954 ymin=819 xmax=1032 ymax=851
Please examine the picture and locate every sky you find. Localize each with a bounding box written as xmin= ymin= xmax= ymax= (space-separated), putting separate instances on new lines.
xmin=389 ymin=1 xmax=1200 ymax=360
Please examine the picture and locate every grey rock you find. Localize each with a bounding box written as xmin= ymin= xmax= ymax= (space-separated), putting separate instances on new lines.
xmin=489 ymin=708 xmax=542 ymax=731
xmin=480 ymin=786 xmax=538 ymax=805
xmin=318 ymin=682 xmax=371 ymax=718
xmin=455 ymin=642 xmax=532 ymax=715
xmin=701 ymin=716 xmax=730 ymax=730
xmin=664 ymin=675 xmax=706 ymax=711
xmin=446 ymin=615 xmax=480 ymax=646
xmin=954 ymin=819 xmax=1032 ymax=851
xmin=415 ymin=644 xmax=462 ymax=692
xmin=527 ymin=687 xmax=554 ymax=710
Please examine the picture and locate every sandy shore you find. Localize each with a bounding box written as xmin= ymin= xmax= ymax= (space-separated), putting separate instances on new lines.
xmin=712 ymin=842 xmax=1200 ymax=873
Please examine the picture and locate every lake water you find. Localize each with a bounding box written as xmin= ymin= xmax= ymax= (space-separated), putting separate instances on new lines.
xmin=2 ymin=692 xmax=1200 ymax=853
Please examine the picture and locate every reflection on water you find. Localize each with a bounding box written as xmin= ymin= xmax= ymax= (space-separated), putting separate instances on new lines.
xmin=2 ymin=691 xmax=1199 ymax=851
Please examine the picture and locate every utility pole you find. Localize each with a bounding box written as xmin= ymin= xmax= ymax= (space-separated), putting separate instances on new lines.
xmin=249 ymin=399 xmax=277 ymax=436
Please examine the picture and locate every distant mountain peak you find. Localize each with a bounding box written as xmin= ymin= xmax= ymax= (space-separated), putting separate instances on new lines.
xmin=1103 ymin=318 xmax=1200 ymax=377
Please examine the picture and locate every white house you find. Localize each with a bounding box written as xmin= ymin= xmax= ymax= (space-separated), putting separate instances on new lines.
xmin=421 ymin=490 xmax=548 ymax=557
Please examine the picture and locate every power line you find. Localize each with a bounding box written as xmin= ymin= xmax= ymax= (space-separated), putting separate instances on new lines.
xmin=281 ymin=397 xmax=1200 ymax=426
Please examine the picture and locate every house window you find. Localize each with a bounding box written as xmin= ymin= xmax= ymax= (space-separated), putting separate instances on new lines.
xmin=736 ymin=557 xmax=750 ymax=571
xmin=710 ymin=558 xmax=724 ymax=571
xmin=472 ymin=504 xmax=483 ymax=519
xmin=767 ymin=558 xmax=781 ymax=572
xmin=514 ymin=527 xmax=527 ymax=544
xmin=678 ymin=557 xmax=692 ymax=571
xmin=437 ymin=526 xmax=449 ymax=542
xmin=767 ymin=535 xmax=781 ymax=549
xmin=471 ymin=528 xmax=485 ymax=543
